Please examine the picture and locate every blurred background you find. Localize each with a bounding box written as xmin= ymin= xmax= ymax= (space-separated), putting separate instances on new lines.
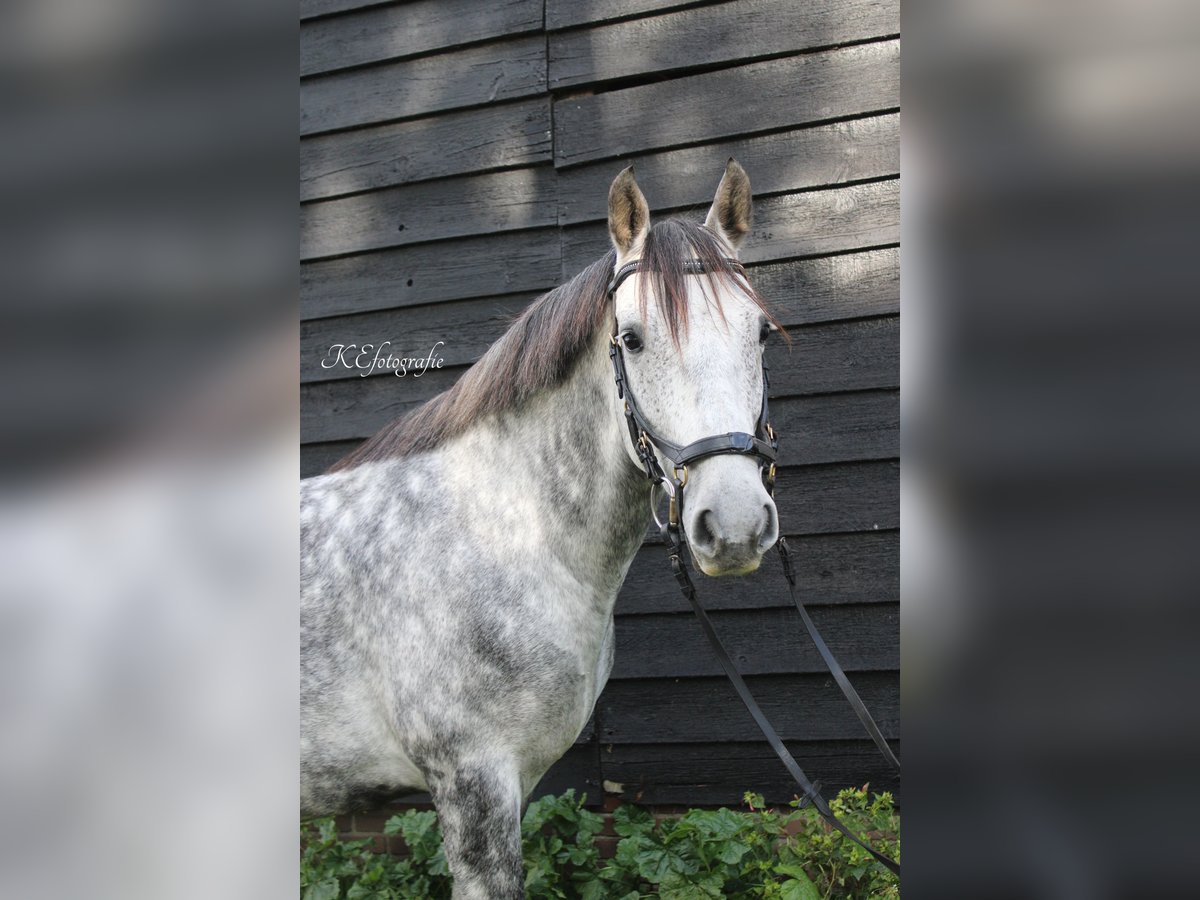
xmin=904 ymin=0 xmax=1200 ymax=896
xmin=1 ymin=0 xmax=1199 ymax=898
xmin=0 ymin=2 xmax=298 ymax=899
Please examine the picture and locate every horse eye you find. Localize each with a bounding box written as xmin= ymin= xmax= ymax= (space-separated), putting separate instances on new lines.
xmin=759 ymin=321 xmax=773 ymax=343
xmin=621 ymin=331 xmax=644 ymax=353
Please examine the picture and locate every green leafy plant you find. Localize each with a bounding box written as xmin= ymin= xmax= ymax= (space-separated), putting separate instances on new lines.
xmin=299 ymin=786 xmax=899 ymax=899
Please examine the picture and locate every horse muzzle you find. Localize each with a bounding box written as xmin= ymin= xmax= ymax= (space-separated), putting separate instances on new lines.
xmin=685 ymin=492 xmax=779 ymax=577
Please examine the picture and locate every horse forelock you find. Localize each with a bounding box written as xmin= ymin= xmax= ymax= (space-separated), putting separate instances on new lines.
xmin=326 ymin=219 xmax=774 ymax=473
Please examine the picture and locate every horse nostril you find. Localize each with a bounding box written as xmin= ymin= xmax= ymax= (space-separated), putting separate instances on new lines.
xmin=691 ymin=508 xmax=718 ymax=549
xmin=757 ymin=503 xmax=779 ymax=552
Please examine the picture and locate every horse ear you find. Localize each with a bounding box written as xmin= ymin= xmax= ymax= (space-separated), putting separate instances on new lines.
xmin=608 ymin=166 xmax=650 ymax=258
xmin=704 ymin=158 xmax=752 ymax=253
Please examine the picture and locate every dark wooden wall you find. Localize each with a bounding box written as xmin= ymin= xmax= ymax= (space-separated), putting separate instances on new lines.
xmin=301 ymin=0 xmax=899 ymax=807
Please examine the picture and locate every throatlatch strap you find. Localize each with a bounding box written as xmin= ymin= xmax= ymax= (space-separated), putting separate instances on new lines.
xmin=665 ymin=535 xmax=901 ymax=877
xmin=777 ymin=537 xmax=901 ymax=772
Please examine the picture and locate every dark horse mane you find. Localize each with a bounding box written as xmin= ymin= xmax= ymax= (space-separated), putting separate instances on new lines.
xmin=328 ymin=219 xmax=772 ymax=473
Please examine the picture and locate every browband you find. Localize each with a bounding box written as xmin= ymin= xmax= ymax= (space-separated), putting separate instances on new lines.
xmin=606 ymin=257 xmax=745 ymax=298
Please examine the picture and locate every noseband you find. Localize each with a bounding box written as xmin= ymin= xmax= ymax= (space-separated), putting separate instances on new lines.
xmin=604 ymin=255 xmax=902 ymax=878
xmin=606 ymin=257 xmax=779 ymax=534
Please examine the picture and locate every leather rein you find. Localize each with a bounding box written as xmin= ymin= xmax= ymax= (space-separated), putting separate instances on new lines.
xmin=606 ymin=257 xmax=902 ymax=878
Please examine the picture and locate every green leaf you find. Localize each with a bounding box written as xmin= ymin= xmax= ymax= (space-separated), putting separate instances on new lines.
xmin=302 ymin=878 xmax=341 ymax=900
xmin=661 ymin=871 xmax=724 ymax=899
xmin=777 ymin=865 xmax=821 ymax=900
xmin=612 ymin=804 xmax=654 ymax=837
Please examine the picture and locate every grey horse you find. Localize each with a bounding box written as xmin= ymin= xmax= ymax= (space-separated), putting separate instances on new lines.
xmin=301 ymin=161 xmax=780 ymax=899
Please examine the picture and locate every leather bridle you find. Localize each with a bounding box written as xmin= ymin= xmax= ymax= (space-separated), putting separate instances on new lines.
xmin=607 ymin=257 xmax=779 ymax=525
xmin=606 ymin=257 xmax=902 ymax=878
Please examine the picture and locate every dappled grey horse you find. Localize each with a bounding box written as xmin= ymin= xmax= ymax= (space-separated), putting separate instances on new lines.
xmin=301 ymin=161 xmax=780 ymax=899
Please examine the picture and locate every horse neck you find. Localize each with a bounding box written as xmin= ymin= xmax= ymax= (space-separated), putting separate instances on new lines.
xmin=446 ymin=329 xmax=650 ymax=599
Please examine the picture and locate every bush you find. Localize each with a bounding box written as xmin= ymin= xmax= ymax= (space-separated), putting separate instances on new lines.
xmin=300 ymin=787 xmax=899 ymax=899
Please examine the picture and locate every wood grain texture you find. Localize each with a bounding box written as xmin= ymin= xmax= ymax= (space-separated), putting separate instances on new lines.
xmin=600 ymin=740 xmax=900 ymax=805
xmin=771 ymin=315 xmax=900 ymax=396
xmin=301 ymin=239 xmax=895 ymax=335
xmin=302 ymin=293 xmax=539 ymax=383
xmin=753 ymin=247 xmax=898 ymax=325
xmin=301 ymin=0 xmax=392 ymax=22
xmin=546 ymin=0 xmax=708 ymax=31
xmin=301 ymin=34 xmax=546 ymax=136
xmin=553 ymin=39 xmax=899 ymax=166
xmin=301 ymin=365 xmax=461 ymax=443
xmin=775 ymin=389 xmax=898 ymax=465
xmin=616 ymin=529 xmax=898 ymax=615
xmin=302 ymin=166 xmax=558 ymax=260
xmin=302 ymin=0 xmax=543 ymax=77
xmin=302 ymin=440 xmax=360 ymax=477
xmin=598 ymin=671 xmax=898 ymax=743
xmin=555 ymin=113 xmax=899 ymax=225
xmin=611 ymin=603 xmax=898 ymax=678
xmin=561 ymin=178 xmax=900 ymax=272
xmin=301 ymin=229 xmax=561 ymax=320
xmin=299 ymin=317 xmax=899 ymax=441
xmin=299 ymin=247 xmax=898 ymax=380
xmin=301 ymin=99 xmax=552 ymax=201
xmin=751 ymin=461 xmax=898 ymax=536
xmin=549 ymin=0 xmax=899 ymax=89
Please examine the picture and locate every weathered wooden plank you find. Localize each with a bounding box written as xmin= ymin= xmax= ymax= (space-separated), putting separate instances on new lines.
xmin=299 ymin=250 xmax=899 ymax=387
xmin=301 ymin=229 xmax=561 ymax=320
xmin=601 ymin=740 xmax=900 ymax=805
xmin=302 ymin=219 xmax=894 ymax=323
xmin=302 ymin=440 xmax=359 ymax=478
xmin=731 ymin=461 xmax=899 ymax=537
xmin=302 ymin=293 xmax=539 ymax=383
xmin=301 ymin=34 xmax=546 ymax=136
xmin=299 ymin=317 xmax=899 ymax=441
xmin=533 ymin=743 xmax=603 ymax=804
xmin=770 ymin=317 xmax=899 ymax=397
xmin=546 ymin=0 xmax=702 ymax=31
xmin=301 ymin=0 xmax=392 ymax=22
xmin=550 ymin=0 xmax=899 ymax=89
xmin=599 ymin=672 xmax=898 ymax=743
xmin=302 ymin=0 xmax=543 ymax=77
xmin=753 ymin=247 xmax=898 ymax=325
xmin=302 ymin=239 xmax=894 ymax=335
xmin=302 ymin=166 xmax=558 ymax=260
xmin=611 ymin=604 xmax=898 ymax=679
xmin=300 ymin=99 xmax=552 ymax=201
xmin=616 ymin=529 xmax=898 ymax=615
xmin=301 ymin=365 xmax=460 ymax=443
xmin=553 ymin=39 xmax=899 ymax=166
xmin=561 ymin=179 xmax=900 ymax=272
xmin=777 ymin=389 xmax=898 ymax=465
xmin=556 ymin=113 xmax=899 ymax=225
